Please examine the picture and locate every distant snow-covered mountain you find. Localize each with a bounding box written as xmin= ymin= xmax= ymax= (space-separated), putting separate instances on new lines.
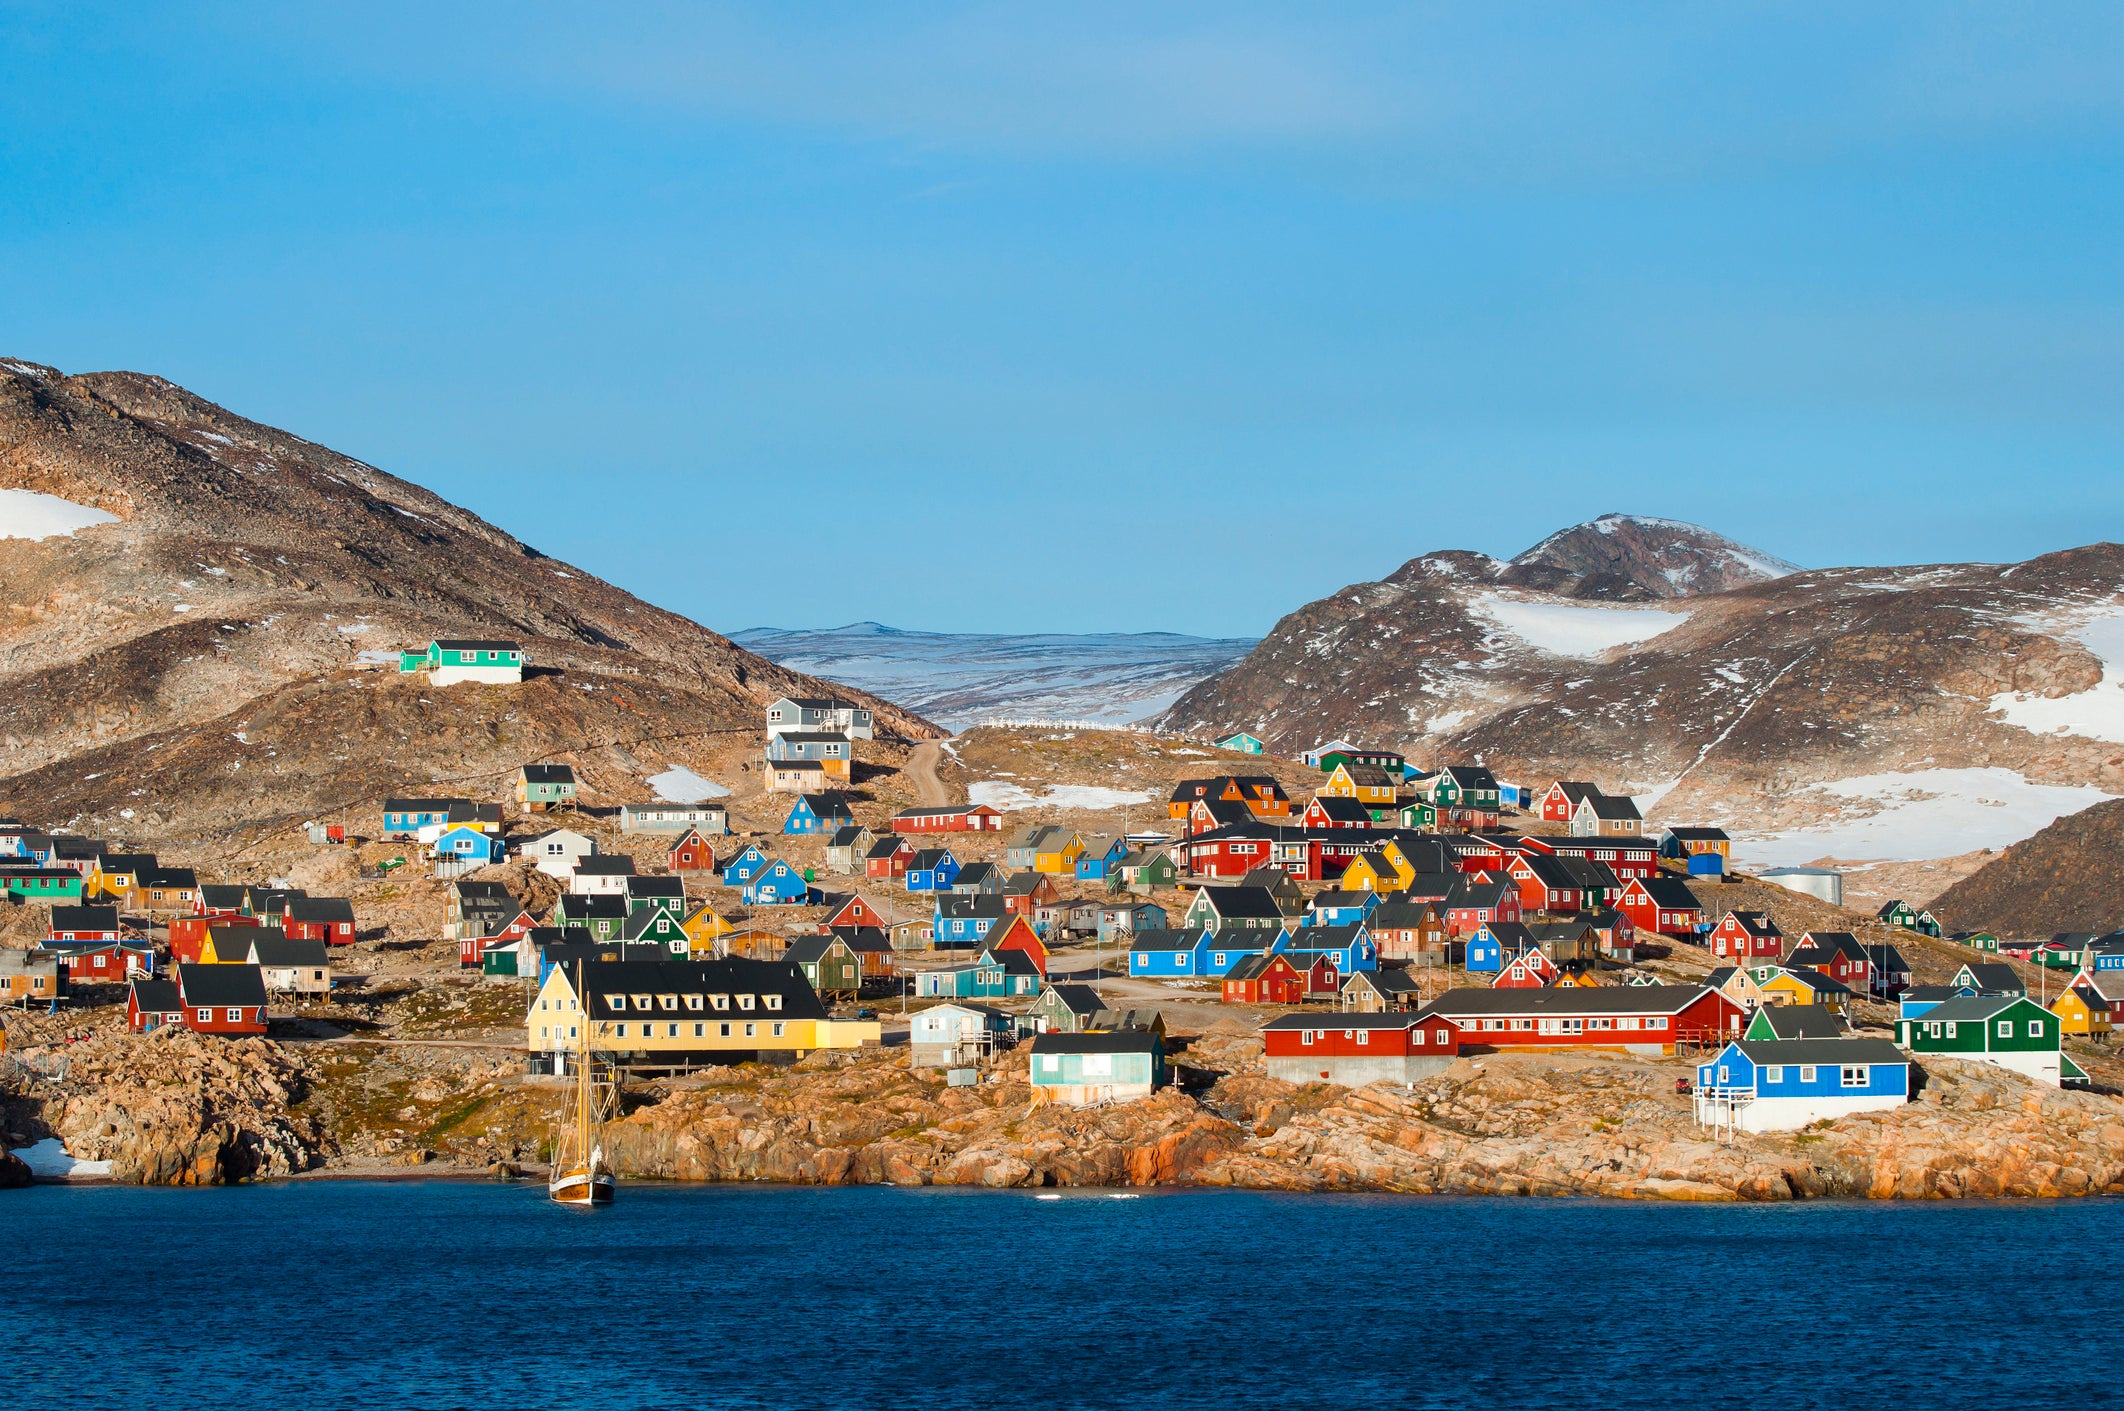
xmin=731 ymin=622 xmax=1257 ymax=730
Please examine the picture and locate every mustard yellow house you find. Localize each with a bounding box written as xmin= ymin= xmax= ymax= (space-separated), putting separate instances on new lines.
xmin=527 ymin=955 xmax=879 ymax=1071
xmin=1033 ymin=832 xmax=1086 ymax=875
xmin=1758 ymin=967 xmax=1849 ymax=1012
xmin=1339 ymin=851 xmax=1405 ymax=894
xmin=680 ymin=903 xmax=737 ymax=955
xmin=1319 ymin=762 xmax=1397 ymax=810
xmin=88 ymin=853 xmax=156 ymax=901
xmin=2051 ymin=981 xmax=2112 ymax=1038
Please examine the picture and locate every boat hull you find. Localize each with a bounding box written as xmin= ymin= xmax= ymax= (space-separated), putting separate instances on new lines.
xmin=548 ymin=1169 xmax=616 ymax=1206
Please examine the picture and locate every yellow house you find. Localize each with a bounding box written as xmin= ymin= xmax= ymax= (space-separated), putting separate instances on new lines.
xmin=680 ymin=903 xmax=737 ymax=955
xmin=1319 ymin=762 xmax=1397 ymax=809
xmin=1757 ymin=967 xmax=1848 ymax=1012
xmin=1554 ymin=963 xmax=1604 ymax=987
xmin=1339 ymin=851 xmax=1404 ymax=894
xmin=1033 ymin=832 xmax=1086 ymax=875
xmin=2051 ymin=982 xmax=2112 ymax=1038
xmin=526 ymin=955 xmax=879 ymax=1071
xmin=88 ymin=854 xmax=155 ymax=901
xmin=197 ymin=924 xmax=260 ymax=964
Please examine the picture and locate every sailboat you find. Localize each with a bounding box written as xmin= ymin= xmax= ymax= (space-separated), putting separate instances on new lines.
xmin=550 ymin=968 xmax=617 ymax=1206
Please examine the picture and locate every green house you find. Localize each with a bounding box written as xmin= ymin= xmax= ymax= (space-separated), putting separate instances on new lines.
xmin=1218 ymin=733 xmax=1265 ymax=755
xmin=553 ymin=892 xmax=626 ymax=941
xmin=397 ymin=638 xmax=525 ymax=685
xmin=1898 ymin=994 xmax=2087 ymax=1088
xmin=784 ymin=934 xmax=862 ymax=996
xmin=1124 ymin=849 xmax=1182 ymax=893
xmin=7 ymin=870 xmax=85 ymax=901
xmin=624 ymin=876 xmax=688 ymax=919
xmin=517 ymin=763 xmax=577 ymax=810
xmin=620 ymin=908 xmax=691 ymax=956
xmin=1398 ymin=800 xmax=1439 ymax=830
xmin=1954 ymin=931 xmax=2003 ymax=953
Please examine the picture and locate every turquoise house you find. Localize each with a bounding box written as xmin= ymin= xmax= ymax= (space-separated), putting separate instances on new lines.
xmin=1029 ymin=1030 xmax=1167 ymax=1105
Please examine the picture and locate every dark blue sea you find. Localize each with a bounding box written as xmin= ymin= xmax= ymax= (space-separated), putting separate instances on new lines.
xmin=1 ymin=1181 xmax=2105 ymax=1409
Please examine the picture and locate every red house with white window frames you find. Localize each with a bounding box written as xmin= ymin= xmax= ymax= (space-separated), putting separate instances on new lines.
xmin=891 ymin=803 xmax=1004 ymax=833
xmin=1261 ymin=1012 xmax=1461 ymax=1068
xmin=865 ymin=838 xmax=916 ymax=880
xmin=1616 ymin=876 xmax=1706 ymax=939
xmin=283 ymin=897 xmax=358 ymax=946
xmin=1708 ymin=909 xmax=1783 ymax=961
xmin=1445 ymin=875 xmax=1523 ymax=937
xmin=458 ymin=909 xmax=536 ymax=967
xmin=54 ymin=943 xmax=153 ymax=982
xmin=1428 ymin=984 xmax=1744 ymax=1053
xmin=1221 ymin=952 xmax=1306 ymax=1005
xmin=1505 ymin=854 xmax=1584 ymax=915
xmin=174 ymin=963 xmax=270 ymax=1035
xmin=1297 ymin=796 xmax=1372 ymax=831
xmin=667 ymin=828 xmax=718 ymax=872
xmin=1492 ymin=948 xmax=1557 ymax=989
xmin=1539 ymin=781 xmax=1599 ymax=824
xmin=1519 ymin=836 xmax=1660 ymax=881
xmin=819 ymin=892 xmax=887 ymax=933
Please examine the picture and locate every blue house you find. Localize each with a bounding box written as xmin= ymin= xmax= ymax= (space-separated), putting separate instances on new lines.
xmin=740 ymin=859 xmax=811 ymax=906
xmin=382 ymin=798 xmax=457 ymax=838
xmin=721 ymin=843 xmax=770 ymax=888
xmin=1198 ymin=931 xmax=1282 ymax=977
xmin=1295 ymin=922 xmax=1376 ymax=974
xmin=1128 ymin=927 xmax=1213 ymax=978
xmin=1692 ymin=1037 xmax=1912 ymax=1132
xmin=1096 ymin=901 xmax=1168 ymax=944
xmin=1308 ymin=890 xmax=1382 ymax=927
xmin=432 ymin=824 xmax=504 ymax=865
xmin=906 ymin=848 xmax=962 ymax=894
xmin=1074 ymin=836 xmax=1131 ymax=882
xmin=783 ymin=792 xmax=854 ymax=836
xmin=912 ymin=947 xmax=1043 ymax=999
xmin=935 ymin=895 xmax=1009 ymax=946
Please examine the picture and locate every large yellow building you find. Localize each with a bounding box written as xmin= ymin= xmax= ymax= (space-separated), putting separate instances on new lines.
xmin=528 ymin=956 xmax=879 ymax=1071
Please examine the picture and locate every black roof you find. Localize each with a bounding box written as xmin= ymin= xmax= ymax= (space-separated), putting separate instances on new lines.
xmin=285 ymin=896 xmax=356 ymax=925
xmin=575 ymin=855 xmax=639 ymax=875
xmin=49 ymin=906 xmax=119 ymax=930
xmin=560 ymin=894 xmax=628 ymax=920
xmin=1262 ymin=1010 xmax=1431 ymax=1031
xmin=247 ymin=934 xmax=330 ymax=967
xmin=1128 ymin=927 xmax=1212 ymax=954
xmin=1720 ymin=909 xmax=1781 ymax=937
xmin=828 ymin=926 xmax=892 ymax=953
xmin=1044 ymin=983 xmax=1106 ymax=1017
xmin=1305 ymin=797 xmax=1374 ymax=823
xmin=384 ymin=797 xmax=467 ymax=813
xmin=1582 ymin=794 xmax=1642 ymax=820
xmin=796 ymin=791 xmax=855 ymax=815
xmin=626 ymin=876 xmax=687 ymax=898
xmin=1749 ymin=1006 xmax=1844 ymax=1039
xmin=827 ymin=826 xmax=868 ymax=847
xmin=1191 ymin=885 xmax=1284 ymax=921
xmin=563 ymin=957 xmax=829 ymax=1021
xmin=1790 ymin=931 xmax=1866 ymax=962
xmin=176 ymin=962 xmax=269 ymax=1008
xmin=142 ymin=867 xmax=198 ymax=889
xmin=938 ymin=895 xmax=1011 ymax=920
xmin=129 ymin=977 xmax=182 ymax=1012
xmin=453 ymin=879 xmax=514 ymax=901
xmin=1369 ymin=900 xmax=1444 ymax=928
xmin=521 ymin=764 xmax=575 ymax=783
xmin=1956 ymin=962 xmax=2025 ymax=991
xmin=1631 ymin=876 xmax=1703 ymax=910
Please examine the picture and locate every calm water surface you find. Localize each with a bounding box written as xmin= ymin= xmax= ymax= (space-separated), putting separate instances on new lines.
xmin=0 ymin=1180 xmax=2103 ymax=1409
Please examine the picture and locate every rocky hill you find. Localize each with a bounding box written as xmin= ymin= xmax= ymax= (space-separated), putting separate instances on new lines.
xmin=1929 ymin=798 xmax=2124 ymax=935
xmin=1159 ymin=516 xmax=2124 ymax=843
xmin=0 ymin=358 xmax=936 ymax=850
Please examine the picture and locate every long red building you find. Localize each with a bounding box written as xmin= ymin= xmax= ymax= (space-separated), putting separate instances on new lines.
xmin=1422 ymin=984 xmax=1743 ymax=1054
xmin=891 ymin=804 xmax=1004 ymax=833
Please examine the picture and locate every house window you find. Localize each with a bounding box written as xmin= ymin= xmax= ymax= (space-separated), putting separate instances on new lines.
xmin=1763 ymin=1065 xmax=1784 ymax=1083
xmin=1800 ymin=1066 xmax=1817 ymax=1083
xmin=711 ymin=994 xmax=730 ymax=1010
xmin=719 ymin=1023 xmax=731 ymax=1038
xmin=1645 ymin=1017 xmax=1667 ymax=1030
xmin=1301 ymin=1031 xmax=1314 ymax=1046
xmin=1356 ymin=1031 xmax=1370 ymax=1046
xmin=2029 ymin=1020 xmax=2045 ymax=1037
xmin=772 ymin=1022 xmax=785 ymax=1037
xmin=1996 ymin=1020 xmax=2012 ymax=1038
xmin=744 ymin=1022 xmax=757 ymax=1038
xmin=1944 ymin=1022 xmax=1956 ymax=1038
xmin=197 ymin=1008 xmax=211 ymax=1023
xmin=693 ymin=1023 xmax=705 ymax=1038
xmin=1841 ymin=1066 xmax=1868 ymax=1087
xmin=615 ymin=1024 xmax=627 ymax=1038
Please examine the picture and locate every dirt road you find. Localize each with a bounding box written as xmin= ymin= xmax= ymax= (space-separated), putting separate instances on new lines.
xmin=904 ymin=739 xmax=953 ymax=807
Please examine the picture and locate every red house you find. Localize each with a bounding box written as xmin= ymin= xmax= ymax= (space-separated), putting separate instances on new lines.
xmin=283 ymin=897 xmax=358 ymax=946
xmin=1445 ymin=875 xmax=1523 ymax=937
xmin=1260 ymin=1011 xmax=1460 ymax=1081
xmin=174 ymin=962 xmax=270 ymax=1035
xmin=985 ymin=914 xmax=1050 ymax=976
xmin=1540 ymin=781 xmax=1600 ymax=824
xmin=1188 ymin=798 xmax=1256 ymax=837
xmin=170 ymin=916 xmax=260 ymax=965
xmin=1492 ymin=948 xmax=1558 ymax=988
xmin=1616 ymin=876 xmax=1705 ymax=939
xmin=1708 ymin=909 xmax=1783 ymax=961
xmin=1520 ymin=836 xmax=1660 ymax=881
xmin=1298 ymin=796 xmax=1372 ymax=830
xmin=1001 ymin=872 xmax=1061 ymax=917
xmin=1442 ymin=834 xmax=1515 ymax=876
xmin=865 ymin=837 xmax=916 ymax=880
xmin=667 ymin=828 xmax=718 ymax=872
xmin=128 ymin=977 xmax=186 ymax=1033
xmin=1222 ymin=952 xmax=1306 ymax=1005
xmin=458 ymin=908 xmax=536 ymax=967
xmin=1505 ymin=854 xmax=1584 ymax=915
xmin=891 ymin=804 xmax=1004 ymax=833
xmin=819 ymin=892 xmax=887 ymax=932
xmin=1787 ymin=931 xmax=1873 ymax=988
xmin=1427 ymin=983 xmax=1745 ymax=1053
xmin=52 ymin=942 xmax=153 ymax=982
xmin=48 ymin=905 xmax=121 ymax=943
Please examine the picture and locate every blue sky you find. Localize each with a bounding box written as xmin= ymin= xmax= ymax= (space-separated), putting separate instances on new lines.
xmin=4 ymin=3 xmax=2122 ymax=636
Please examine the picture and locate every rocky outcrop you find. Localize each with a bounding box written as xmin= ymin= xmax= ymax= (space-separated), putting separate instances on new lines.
xmin=23 ymin=1029 xmax=331 ymax=1184
xmin=1930 ymin=797 xmax=2124 ymax=936
xmin=0 ymin=1150 xmax=31 ymax=1188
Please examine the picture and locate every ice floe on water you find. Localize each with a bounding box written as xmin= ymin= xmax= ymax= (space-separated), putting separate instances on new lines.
xmin=10 ymin=1138 xmax=112 ymax=1179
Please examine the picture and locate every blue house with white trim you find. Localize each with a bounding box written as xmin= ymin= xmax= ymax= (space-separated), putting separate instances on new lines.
xmin=1693 ymin=1037 xmax=1912 ymax=1132
xmin=935 ymin=895 xmax=1009 ymax=946
xmin=432 ymin=823 xmax=504 ymax=865
xmin=1307 ymin=890 xmax=1382 ymax=927
xmin=1128 ymin=927 xmax=1213 ymax=978
xmin=1074 ymin=836 xmax=1131 ymax=882
xmin=912 ymin=947 xmax=1043 ymax=999
xmin=1294 ymin=922 xmax=1376 ymax=975
xmin=740 ymin=859 xmax=811 ymax=906
xmin=783 ymin=793 xmax=853 ymax=836
xmin=906 ymin=848 xmax=962 ymax=894
xmin=721 ymin=843 xmax=770 ymax=887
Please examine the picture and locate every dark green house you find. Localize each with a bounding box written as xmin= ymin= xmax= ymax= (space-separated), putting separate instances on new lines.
xmin=1898 ymin=994 xmax=2086 ymax=1088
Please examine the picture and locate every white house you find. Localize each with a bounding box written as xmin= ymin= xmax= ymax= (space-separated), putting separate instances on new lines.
xmin=569 ymin=856 xmax=636 ymax=897
xmin=907 ymin=1003 xmax=1010 ymax=1067
xmin=519 ymin=829 xmax=598 ymax=880
xmin=619 ymin=804 xmax=728 ymax=835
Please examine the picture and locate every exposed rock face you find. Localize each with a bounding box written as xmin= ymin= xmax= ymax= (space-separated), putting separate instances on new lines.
xmin=1160 ymin=521 xmax=2124 ymax=828
xmin=1930 ymin=797 xmax=2124 ymax=935
xmin=0 ymin=357 xmax=935 ymax=843
xmin=0 ymin=1151 xmax=31 ymax=1188
xmin=1499 ymin=513 xmax=1797 ymax=601
xmin=20 ymin=1029 xmax=331 ymax=1184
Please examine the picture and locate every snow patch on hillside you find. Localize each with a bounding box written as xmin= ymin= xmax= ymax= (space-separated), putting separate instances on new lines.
xmin=1988 ymin=607 xmax=2124 ymax=744
xmin=1469 ymin=593 xmax=1690 ymax=659
xmin=647 ymin=766 xmax=730 ymax=802
xmin=0 ymin=488 xmax=118 ymax=541
xmin=969 ymin=781 xmax=1153 ymax=811
xmin=1732 ymin=768 xmax=2115 ymax=868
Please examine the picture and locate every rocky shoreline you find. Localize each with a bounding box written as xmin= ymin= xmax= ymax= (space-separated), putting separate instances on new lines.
xmin=9 ymin=1019 xmax=2124 ymax=1201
